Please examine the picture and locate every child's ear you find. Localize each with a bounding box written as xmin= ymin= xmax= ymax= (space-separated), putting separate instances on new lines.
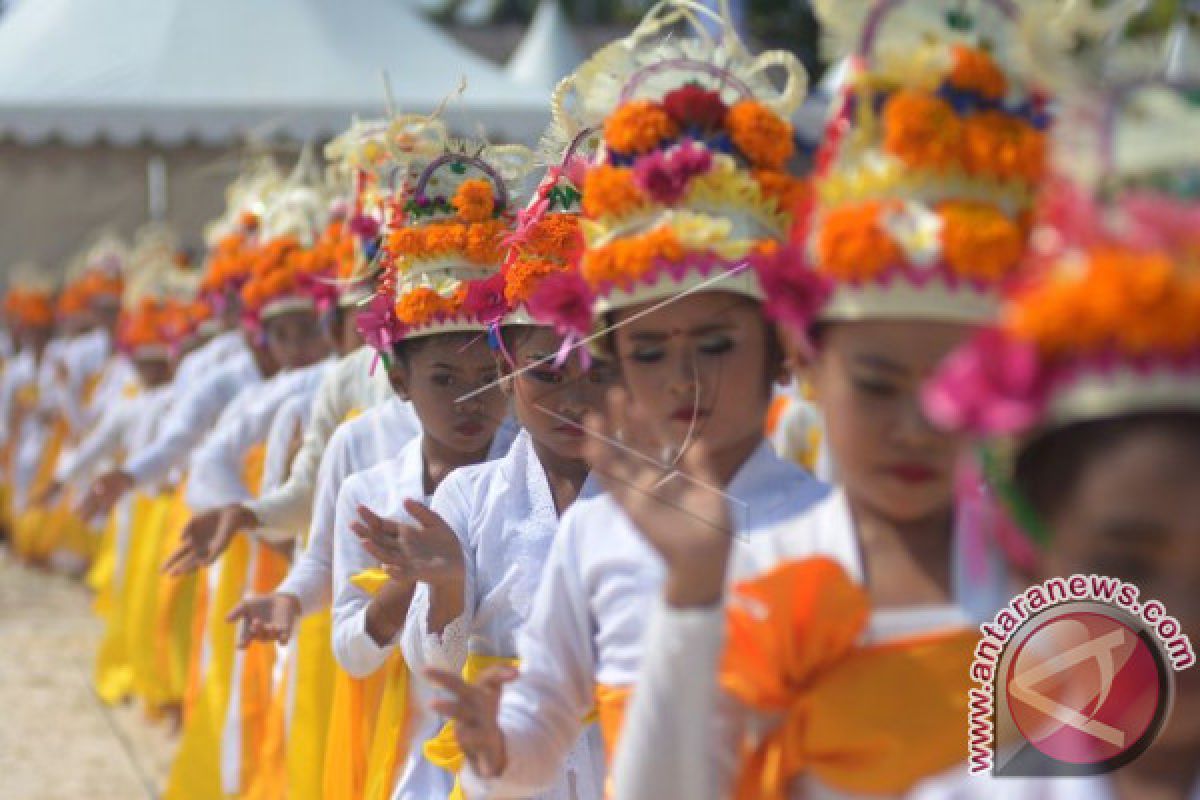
xmin=388 ymin=365 xmax=411 ymax=401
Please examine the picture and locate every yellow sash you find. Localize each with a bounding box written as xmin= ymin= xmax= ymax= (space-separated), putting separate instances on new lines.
xmin=154 ymin=483 xmax=198 ymax=706
xmin=286 ymin=610 xmax=336 ymax=800
xmin=125 ymin=492 xmax=174 ymax=715
xmin=423 ymin=654 xmax=521 ymax=800
xmin=719 ymin=557 xmax=976 ymax=799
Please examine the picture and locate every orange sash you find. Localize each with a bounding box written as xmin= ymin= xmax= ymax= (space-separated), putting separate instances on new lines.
xmin=720 ymin=557 xmax=976 ymax=799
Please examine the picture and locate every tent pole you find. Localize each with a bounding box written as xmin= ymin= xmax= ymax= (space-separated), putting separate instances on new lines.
xmin=147 ymin=155 xmax=168 ymax=222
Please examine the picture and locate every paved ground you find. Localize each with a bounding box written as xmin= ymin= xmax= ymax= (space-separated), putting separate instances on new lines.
xmin=0 ymin=548 xmax=174 ymax=800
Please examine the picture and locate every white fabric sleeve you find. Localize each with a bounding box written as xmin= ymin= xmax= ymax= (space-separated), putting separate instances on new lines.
xmin=330 ymin=478 xmax=394 ymax=678
xmin=461 ymin=513 xmax=598 ymax=798
xmin=124 ymin=371 xmax=232 ymax=486
xmin=399 ymin=474 xmax=473 ymax=677
xmin=611 ymin=603 xmax=735 ymax=800
xmin=245 ymin=358 xmax=349 ymax=535
xmin=274 ymin=421 xmax=352 ymax=616
xmin=54 ymin=400 xmax=131 ymax=485
xmin=183 ymin=402 xmax=266 ymax=512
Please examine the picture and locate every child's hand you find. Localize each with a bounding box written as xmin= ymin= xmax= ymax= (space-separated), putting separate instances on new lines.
xmin=351 ymin=501 xmax=465 ymax=589
xmin=80 ymin=469 xmax=133 ymax=519
xmin=162 ymin=506 xmax=235 ymax=575
xmin=426 ymin=665 xmax=516 ymax=780
xmin=583 ymin=387 xmax=734 ymax=608
xmin=226 ymin=592 xmax=301 ymax=647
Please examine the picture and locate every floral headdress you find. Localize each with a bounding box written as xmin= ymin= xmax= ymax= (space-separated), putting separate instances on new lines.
xmin=324 ymin=115 xmax=448 ymax=310
xmin=240 ymin=154 xmax=335 ymax=327
xmin=71 ymin=232 xmax=129 ymax=310
xmin=360 ymin=120 xmax=533 ymax=350
xmin=3 ymin=263 xmax=55 ymax=330
xmin=120 ymin=224 xmax=201 ymax=356
xmin=525 ymin=0 xmax=827 ymax=344
xmin=925 ymin=81 xmax=1200 ymax=441
xmin=799 ymin=0 xmax=1058 ymax=323
xmin=201 ymin=158 xmax=283 ymax=306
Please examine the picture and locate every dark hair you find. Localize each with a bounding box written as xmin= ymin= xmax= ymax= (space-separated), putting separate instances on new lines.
xmin=1013 ymin=412 xmax=1200 ymax=521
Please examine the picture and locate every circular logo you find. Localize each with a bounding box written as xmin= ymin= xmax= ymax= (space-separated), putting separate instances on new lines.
xmin=1005 ymin=610 xmax=1170 ymax=769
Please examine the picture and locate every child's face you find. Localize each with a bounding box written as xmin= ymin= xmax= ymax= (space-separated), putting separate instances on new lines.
xmin=133 ymin=355 xmax=172 ymax=389
xmin=503 ymin=327 xmax=618 ymax=463
xmin=1043 ymin=427 xmax=1200 ymax=749
xmin=263 ymin=309 xmax=330 ymax=370
xmin=610 ymin=292 xmax=781 ymax=461
xmin=806 ymin=320 xmax=968 ymax=523
xmin=389 ymin=334 xmax=508 ymax=456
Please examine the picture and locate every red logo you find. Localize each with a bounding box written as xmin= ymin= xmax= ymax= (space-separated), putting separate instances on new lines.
xmin=1004 ymin=610 xmax=1167 ymax=769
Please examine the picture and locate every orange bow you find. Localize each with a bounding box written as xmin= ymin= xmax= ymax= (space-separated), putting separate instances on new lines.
xmin=720 ymin=557 xmax=977 ymax=799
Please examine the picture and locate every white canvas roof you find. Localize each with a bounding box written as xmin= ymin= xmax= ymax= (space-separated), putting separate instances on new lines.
xmin=0 ymin=0 xmax=549 ymax=145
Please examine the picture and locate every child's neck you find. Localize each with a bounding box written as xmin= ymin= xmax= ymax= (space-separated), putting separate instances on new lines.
xmin=846 ymin=493 xmax=955 ymax=610
xmin=530 ymin=437 xmax=588 ymax=516
xmin=421 ymin=434 xmax=491 ymax=497
xmin=709 ymin=433 xmax=764 ymax=489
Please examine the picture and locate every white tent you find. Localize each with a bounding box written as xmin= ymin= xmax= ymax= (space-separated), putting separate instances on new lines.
xmin=505 ymin=0 xmax=584 ymax=91
xmin=0 ymin=0 xmax=551 ymax=145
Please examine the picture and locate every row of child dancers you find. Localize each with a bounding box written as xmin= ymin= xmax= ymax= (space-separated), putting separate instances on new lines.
xmin=1 ymin=0 xmax=1197 ymax=798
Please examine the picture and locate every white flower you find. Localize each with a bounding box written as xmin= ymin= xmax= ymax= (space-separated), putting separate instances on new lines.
xmin=882 ymin=202 xmax=944 ymax=269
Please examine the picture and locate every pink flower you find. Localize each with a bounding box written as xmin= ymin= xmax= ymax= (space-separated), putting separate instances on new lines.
xmin=751 ymin=243 xmax=832 ymax=333
xmin=561 ymin=154 xmax=590 ymax=189
xmin=525 ymin=271 xmax=594 ymax=338
xmin=349 ymin=213 xmax=381 ymax=240
xmin=632 ymin=141 xmax=713 ymax=205
xmin=922 ymin=329 xmax=1048 ymax=436
xmin=463 ymin=273 xmax=509 ymax=325
xmin=356 ymin=293 xmax=398 ymax=352
xmin=1120 ymin=191 xmax=1200 ymax=252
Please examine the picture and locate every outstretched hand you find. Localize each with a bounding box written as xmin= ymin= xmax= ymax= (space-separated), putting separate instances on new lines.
xmin=582 ymin=387 xmax=734 ymax=608
xmin=80 ymin=470 xmax=133 ymax=520
xmin=161 ymin=504 xmax=252 ymax=575
xmin=426 ymin=664 xmax=517 ymax=780
xmin=226 ymin=592 xmax=301 ymax=648
xmin=351 ymin=500 xmax=465 ymax=588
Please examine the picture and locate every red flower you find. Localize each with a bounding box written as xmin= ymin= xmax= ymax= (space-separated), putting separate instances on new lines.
xmin=751 ymin=242 xmax=831 ymax=333
xmin=663 ymin=84 xmax=729 ymax=130
xmin=463 ymin=273 xmax=509 ymax=325
xmin=526 ymin=271 xmax=594 ymax=338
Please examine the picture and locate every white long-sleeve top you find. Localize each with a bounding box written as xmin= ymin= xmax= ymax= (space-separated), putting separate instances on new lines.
xmin=274 ymin=396 xmax=420 ymax=615
xmin=0 ymin=349 xmax=35 ymax=452
xmin=54 ymin=384 xmax=165 ymax=486
xmin=612 ymin=488 xmax=1032 ymax=800
xmin=260 ymin=393 xmax=314 ymax=501
xmin=174 ymin=329 xmax=247 ymax=386
xmin=330 ymin=418 xmax=519 ymax=679
xmin=185 ymin=360 xmax=332 ymax=513
xmin=403 ymin=430 xmax=607 ymax=800
xmin=123 ymin=348 xmax=259 ymax=487
xmin=462 ymin=442 xmax=830 ymax=799
xmin=246 ymin=345 xmax=394 ymax=540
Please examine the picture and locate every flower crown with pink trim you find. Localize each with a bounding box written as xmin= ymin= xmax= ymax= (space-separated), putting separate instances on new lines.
xmin=925 ymin=81 xmax=1200 ymax=439
xmin=803 ymin=0 xmax=1054 ymax=324
xmin=525 ymin=0 xmax=829 ymax=344
xmin=358 ymin=121 xmax=533 ymax=352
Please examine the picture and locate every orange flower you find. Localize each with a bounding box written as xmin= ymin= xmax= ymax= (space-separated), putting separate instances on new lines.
xmin=727 ymin=101 xmax=795 ymax=169
xmin=754 ymin=170 xmax=809 ymax=218
xmin=583 ymin=166 xmax=647 ymax=219
xmin=939 ymin=201 xmax=1024 ymax=281
xmin=395 ymin=287 xmax=453 ymax=325
xmin=962 ymin=112 xmax=1045 ymax=184
xmin=816 ymin=201 xmax=904 ymax=281
xmin=504 ymin=258 xmax=568 ymax=305
xmin=423 ymin=224 xmax=469 ymax=257
xmin=386 ymin=227 xmax=425 ymax=260
xmin=883 ymin=91 xmax=963 ymax=171
xmin=452 ymin=179 xmax=496 ymax=223
xmin=604 ymin=100 xmax=680 ymax=154
xmin=581 ymin=227 xmax=684 ymax=288
xmin=524 ymin=214 xmax=581 ymax=260
xmin=1007 ymin=247 xmax=1200 ymax=357
xmin=947 ymin=46 xmax=1007 ymax=101
xmin=465 ymin=220 xmax=506 ymax=264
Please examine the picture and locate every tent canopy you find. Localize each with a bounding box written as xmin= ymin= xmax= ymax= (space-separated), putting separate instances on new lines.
xmin=0 ymin=0 xmax=550 ymax=145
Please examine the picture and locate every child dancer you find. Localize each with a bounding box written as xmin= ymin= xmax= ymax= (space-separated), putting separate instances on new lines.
xmin=429 ymin=3 xmax=831 ymax=795
xmin=924 ymin=79 xmax=1200 ymax=799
